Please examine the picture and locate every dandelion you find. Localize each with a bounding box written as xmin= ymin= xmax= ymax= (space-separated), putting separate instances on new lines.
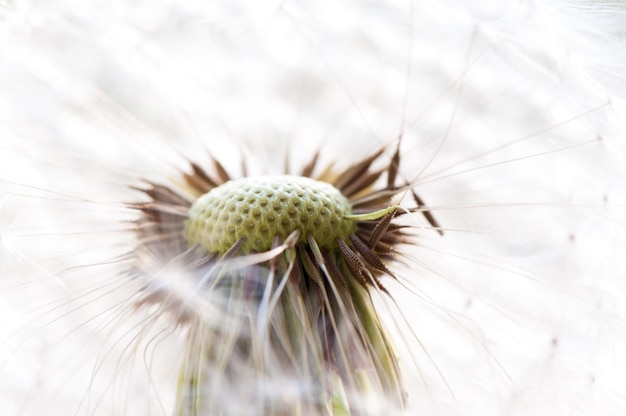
xmin=128 ymin=142 xmax=440 ymax=414
xmin=2 ymin=0 xmax=626 ymax=415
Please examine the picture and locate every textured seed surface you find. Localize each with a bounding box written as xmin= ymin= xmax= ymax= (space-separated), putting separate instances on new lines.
xmin=185 ymin=175 xmax=355 ymax=254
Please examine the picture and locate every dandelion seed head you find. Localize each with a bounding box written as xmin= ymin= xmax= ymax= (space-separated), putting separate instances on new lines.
xmin=185 ymin=175 xmax=355 ymax=254
xmin=123 ymin=136 xmax=423 ymax=413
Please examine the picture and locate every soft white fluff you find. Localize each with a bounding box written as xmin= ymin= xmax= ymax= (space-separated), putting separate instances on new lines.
xmin=1 ymin=0 xmax=625 ymax=415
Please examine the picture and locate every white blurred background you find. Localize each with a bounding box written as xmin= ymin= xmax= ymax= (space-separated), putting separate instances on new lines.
xmin=1 ymin=0 xmax=626 ymax=414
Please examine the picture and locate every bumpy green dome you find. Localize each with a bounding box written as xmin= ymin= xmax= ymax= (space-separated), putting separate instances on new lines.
xmin=184 ymin=175 xmax=355 ymax=255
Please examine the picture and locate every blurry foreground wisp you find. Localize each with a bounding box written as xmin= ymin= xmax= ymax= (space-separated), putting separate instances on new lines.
xmin=131 ymin=143 xmax=438 ymax=414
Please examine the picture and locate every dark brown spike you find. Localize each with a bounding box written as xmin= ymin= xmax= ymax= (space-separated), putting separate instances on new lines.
xmin=298 ymin=245 xmax=325 ymax=290
xmin=289 ymin=252 xmax=303 ymax=285
xmin=184 ymin=162 xmax=219 ymax=192
xmin=336 ymin=238 xmax=369 ymax=289
xmin=321 ymin=249 xmax=350 ymax=293
xmin=365 ymin=208 xmax=397 ymax=249
xmin=371 ymin=274 xmax=389 ymax=293
xmin=411 ymin=189 xmax=444 ymax=235
xmin=341 ymin=169 xmax=385 ymax=198
xmin=301 ymin=150 xmax=320 ymax=178
xmin=356 ymin=228 xmax=405 ymax=254
xmin=387 ymin=141 xmax=401 ymax=189
xmin=132 ymin=202 xmax=190 ymax=218
xmin=307 ymin=235 xmax=350 ymax=294
xmin=349 ymin=235 xmax=392 ymax=293
xmin=350 ymin=234 xmax=395 ymax=279
xmin=353 ymin=219 xmax=405 ymax=235
xmin=373 ymin=223 xmax=408 ymax=240
xmin=306 ymin=234 xmax=325 ymax=265
xmin=315 ymin=162 xmax=337 ymax=183
xmin=134 ymin=183 xmax=193 ymax=207
xmin=333 ymin=148 xmax=384 ymax=191
xmin=212 ymin=157 xmax=231 ymax=183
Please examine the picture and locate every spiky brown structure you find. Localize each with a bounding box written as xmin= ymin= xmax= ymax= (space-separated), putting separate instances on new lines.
xmin=127 ymin=143 xmax=440 ymax=415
